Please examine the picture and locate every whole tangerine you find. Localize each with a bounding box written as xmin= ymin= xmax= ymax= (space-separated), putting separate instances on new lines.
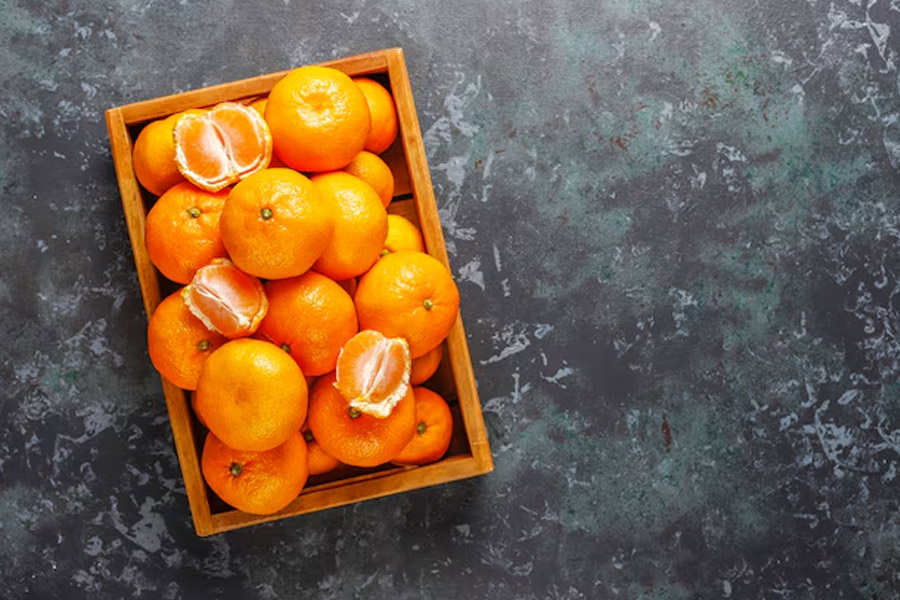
xmin=144 ymin=181 xmax=228 ymax=284
xmin=220 ymin=168 xmax=334 ymax=279
xmin=201 ymin=430 xmax=308 ymax=515
xmin=195 ymin=338 xmax=308 ymax=452
xmin=355 ymin=251 xmax=460 ymax=358
xmin=307 ymin=373 xmax=415 ymax=468
xmin=311 ymin=172 xmax=387 ymax=281
xmin=258 ymin=271 xmax=358 ymax=376
xmin=266 ymin=66 xmax=371 ymax=172
xmin=147 ymin=290 xmax=227 ymax=390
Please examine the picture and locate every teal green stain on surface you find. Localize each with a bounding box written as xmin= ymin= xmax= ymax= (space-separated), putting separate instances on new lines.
xmin=496 ymin=399 xmax=759 ymax=538
xmin=746 ymin=151 xmax=872 ymax=197
xmin=531 ymin=206 xmax=634 ymax=300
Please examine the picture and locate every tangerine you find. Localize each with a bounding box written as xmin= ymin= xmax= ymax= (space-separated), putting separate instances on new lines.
xmin=266 ymin=66 xmax=371 ymax=172
xmin=182 ymin=258 xmax=268 ymax=339
xmin=410 ymin=343 xmax=444 ymax=385
xmin=132 ymin=113 xmax=186 ymax=196
xmin=383 ymin=214 xmax=425 ymax=255
xmin=307 ymin=373 xmax=415 ymax=468
xmin=342 ymin=151 xmax=394 ymax=207
xmin=302 ymin=425 xmax=341 ymax=476
xmin=201 ymin=430 xmax=308 ymax=515
xmin=355 ymin=251 xmax=460 ymax=358
xmin=195 ymin=338 xmax=308 ymax=451
xmin=144 ymin=182 xmax=228 ymax=284
xmin=258 ymin=272 xmax=358 ymax=376
xmin=354 ymin=77 xmax=398 ymax=154
xmin=311 ymin=172 xmax=387 ymax=280
xmin=174 ymin=102 xmax=272 ymax=192
xmin=147 ymin=290 xmax=227 ymax=390
xmin=392 ymin=387 xmax=453 ymax=466
xmin=335 ymin=330 xmax=411 ymax=418
xmin=220 ymin=168 xmax=334 ymax=279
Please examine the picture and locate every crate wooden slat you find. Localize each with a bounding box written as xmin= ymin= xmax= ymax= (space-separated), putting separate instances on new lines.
xmin=106 ymin=48 xmax=492 ymax=536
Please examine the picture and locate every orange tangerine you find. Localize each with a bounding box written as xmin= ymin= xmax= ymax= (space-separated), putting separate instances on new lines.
xmin=258 ymin=272 xmax=358 ymax=376
xmin=410 ymin=344 xmax=443 ymax=385
xmin=355 ymin=251 xmax=460 ymax=358
xmin=195 ymin=338 xmax=308 ymax=452
xmin=144 ymin=182 xmax=228 ymax=284
xmin=354 ymin=77 xmax=399 ymax=154
xmin=266 ymin=66 xmax=371 ymax=172
xmin=392 ymin=387 xmax=453 ymax=466
xmin=311 ymin=172 xmax=387 ymax=281
xmin=133 ymin=113 xmax=186 ymax=196
xmin=201 ymin=430 xmax=308 ymax=515
xmin=342 ymin=151 xmax=394 ymax=207
xmin=220 ymin=168 xmax=334 ymax=279
xmin=383 ymin=214 xmax=425 ymax=255
xmin=308 ymin=373 xmax=415 ymax=468
xmin=147 ymin=290 xmax=227 ymax=390
xmin=302 ymin=425 xmax=341 ymax=476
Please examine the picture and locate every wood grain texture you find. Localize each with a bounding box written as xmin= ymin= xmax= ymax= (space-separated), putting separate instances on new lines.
xmin=385 ymin=49 xmax=494 ymax=472
xmin=380 ymin=137 xmax=412 ymax=198
xmin=118 ymin=51 xmax=389 ymax=125
xmin=104 ymin=108 xmax=162 ymax=318
xmin=107 ymin=48 xmax=491 ymax=536
xmin=210 ymin=456 xmax=480 ymax=534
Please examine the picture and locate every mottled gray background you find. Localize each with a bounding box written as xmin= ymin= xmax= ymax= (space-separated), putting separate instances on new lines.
xmin=3 ymin=0 xmax=900 ymax=598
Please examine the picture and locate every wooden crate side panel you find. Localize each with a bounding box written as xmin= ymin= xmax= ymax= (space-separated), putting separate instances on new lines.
xmin=161 ymin=380 xmax=215 ymax=536
xmin=119 ymin=50 xmax=391 ymax=125
xmin=104 ymin=108 xmax=162 ymax=318
xmin=209 ymin=455 xmax=481 ymax=534
xmin=385 ymin=49 xmax=493 ymax=472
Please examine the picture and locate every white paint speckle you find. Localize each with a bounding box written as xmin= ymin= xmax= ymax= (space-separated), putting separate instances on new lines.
xmin=458 ymin=257 xmax=485 ymax=290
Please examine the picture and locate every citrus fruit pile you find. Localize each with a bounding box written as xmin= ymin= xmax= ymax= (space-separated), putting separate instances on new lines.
xmin=137 ymin=66 xmax=457 ymax=515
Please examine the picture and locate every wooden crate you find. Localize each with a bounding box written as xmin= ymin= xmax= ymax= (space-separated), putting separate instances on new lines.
xmin=105 ymin=48 xmax=493 ymax=536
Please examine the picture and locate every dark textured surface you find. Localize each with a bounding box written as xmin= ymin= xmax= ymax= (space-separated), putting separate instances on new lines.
xmin=3 ymin=0 xmax=900 ymax=598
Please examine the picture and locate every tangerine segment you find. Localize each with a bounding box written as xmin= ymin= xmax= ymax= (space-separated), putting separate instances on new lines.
xmin=383 ymin=214 xmax=425 ymax=255
xmin=355 ymin=251 xmax=460 ymax=358
xmin=195 ymin=338 xmax=308 ymax=452
xmin=392 ymin=387 xmax=453 ymax=466
xmin=308 ymin=373 xmax=415 ymax=468
xmin=174 ymin=102 xmax=272 ymax=192
xmin=258 ymin=272 xmax=358 ymax=376
xmin=145 ymin=182 xmax=229 ymax=284
xmin=410 ymin=343 xmax=444 ymax=385
xmin=354 ymin=78 xmax=399 ymax=154
xmin=182 ymin=258 xmax=268 ymax=339
xmin=302 ymin=426 xmax=341 ymax=476
xmin=335 ymin=330 xmax=411 ymax=418
xmin=220 ymin=168 xmax=334 ymax=279
xmin=147 ymin=290 xmax=227 ymax=390
xmin=266 ymin=66 xmax=371 ymax=172
xmin=201 ymin=430 xmax=308 ymax=515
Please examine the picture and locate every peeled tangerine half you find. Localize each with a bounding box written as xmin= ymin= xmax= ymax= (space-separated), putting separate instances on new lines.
xmin=174 ymin=102 xmax=272 ymax=192
xmin=335 ymin=330 xmax=411 ymax=418
xmin=182 ymin=258 xmax=268 ymax=338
